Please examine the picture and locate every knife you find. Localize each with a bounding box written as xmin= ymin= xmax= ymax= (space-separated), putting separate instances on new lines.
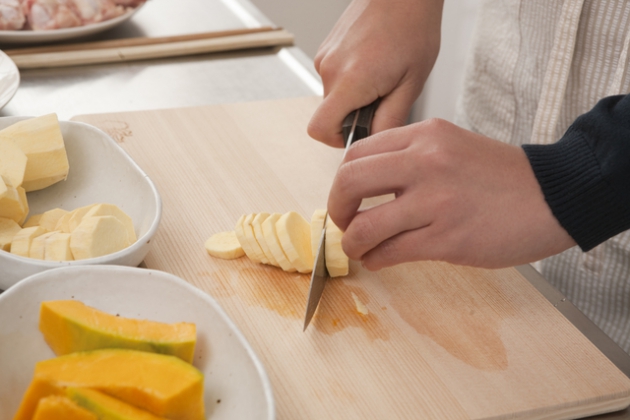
xmin=303 ymin=99 xmax=380 ymax=331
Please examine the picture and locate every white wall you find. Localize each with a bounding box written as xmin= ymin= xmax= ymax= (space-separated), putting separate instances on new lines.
xmin=248 ymin=0 xmax=481 ymax=123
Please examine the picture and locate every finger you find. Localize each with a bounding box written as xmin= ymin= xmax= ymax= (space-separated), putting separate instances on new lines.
xmin=370 ymin=82 xmax=420 ymax=133
xmin=343 ymin=125 xmax=412 ymax=164
xmin=341 ymin=192 xmax=431 ymax=261
xmin=360 ymin=227 xmax=445 ymax=271
xmin=308 ymin=82 xmax=379 ymax=147
xmin=327 ymin=150 xmax=410 ymax=230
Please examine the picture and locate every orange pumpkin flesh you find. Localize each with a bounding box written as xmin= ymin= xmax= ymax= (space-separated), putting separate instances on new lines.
xmin=39 ymin=300 xmax=196 ymax=363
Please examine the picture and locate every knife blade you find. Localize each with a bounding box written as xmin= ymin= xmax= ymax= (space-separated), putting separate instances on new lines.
xmin=303 ymin=99 xmax=380 ymax=331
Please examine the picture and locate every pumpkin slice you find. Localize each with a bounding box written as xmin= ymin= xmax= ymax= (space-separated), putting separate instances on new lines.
xmin=32 ymin=395 xmax=97 ymax=420
xmin=0 ymin=217 xmax=21 ymax=251
xmin=204 ymin=231 xmax=245 ymax=260
xmin=276 ymin=211 xmax=313 ymax=273
xmin=325 ymin=218 xmax=349 ymax=277
xmin=252 ymin=212 xmax=279 ymax=267
xmin=0 ymin=114 xmax=69 ymax=192
xmin=67 ymin=388 xmax=169 ymax=420
xmin=310 ymin=209 xmax=327 ymax=259
xmin=242 ymin=213 xmax=267 ymax=264
xmin=13 ymin=349 xmax=204 ymax=420
xmin=261 ymin=213 xmax=296 ymax=272
xmin=10 ymin=226 xmax=47 ymax=258
xmin=39 ymin=300 xmax=196 ymax=363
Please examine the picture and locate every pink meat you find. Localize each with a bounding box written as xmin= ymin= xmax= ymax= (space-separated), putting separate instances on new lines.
xmin=22 ymin=0 xmax=143 ymax=30
xmin=23 ymin=0 xmax=82 ymax=30
xmin=71 ymin=0 xmax=126 ymax=24
xmin=0 ymin=0 xmax=25 ymax=30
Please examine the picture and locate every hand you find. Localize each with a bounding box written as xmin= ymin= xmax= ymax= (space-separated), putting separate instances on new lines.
xmin=327 ymin=119 xmax=577 ymax=269
xmin=307 ymin=0 xmax=443 ymax=147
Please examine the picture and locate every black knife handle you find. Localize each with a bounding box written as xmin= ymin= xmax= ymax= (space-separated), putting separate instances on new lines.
xmin=342 ymin=98 xmax=381 ymax=145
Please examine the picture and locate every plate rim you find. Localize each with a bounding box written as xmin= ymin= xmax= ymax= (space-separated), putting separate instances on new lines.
xmin=0 ymin=51 xmax=20 ymax=110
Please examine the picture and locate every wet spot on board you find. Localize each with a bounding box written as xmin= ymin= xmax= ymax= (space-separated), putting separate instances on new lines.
xmin=384 ymin=262 xmax=514 ymax=371
xmin=232 ymin=265 xmax=389 ymax=341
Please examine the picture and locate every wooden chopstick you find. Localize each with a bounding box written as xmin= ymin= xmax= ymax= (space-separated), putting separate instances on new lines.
xmin=5 ymin=28 xmax=295 ymax=69
xmin=4 ymin=26 xmax=280 ymax=55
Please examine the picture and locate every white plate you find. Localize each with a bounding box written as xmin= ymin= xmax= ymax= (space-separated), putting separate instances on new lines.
xmin=0 ymin=116 xmax=162 ymax=290
xmin=0 ymin=51 xmax=19 ymax=110
xmin=0 ymin=265 xmax=275 ymax=420
xmin=0 ymin=4 xmax=144 ymax=44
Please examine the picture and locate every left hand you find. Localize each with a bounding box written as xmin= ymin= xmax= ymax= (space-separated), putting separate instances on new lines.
xmin=327 ymin=118 xmax=577 ymax=270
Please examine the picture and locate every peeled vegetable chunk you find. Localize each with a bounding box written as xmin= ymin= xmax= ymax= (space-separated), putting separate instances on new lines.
xmin=204 ymin=231 xmax=244 ymax=260
xmin=70 ymin=216 xmax=131 ymax=260
xmin=0 ymin=217 xmax=21 ymax=251
xmin=38 ymin=208 xmax=70 ymax=232
xmin=0 ymin=114 xmax=69 ymax=192
xmin=10 ymin=226 xmax=47 ymax=257
xmin=29 ymin=232 xmax=56 ymax=260
xmin=83 ymin=203 xmax=137 ymax=244
xmin=325 ymin=218 xmax=349 ymax=277
xmin=14 ymin=349 xmax=204 ymax=420
xmin=276 ymin=211 xmax=313 ymax=273
xmin=252 ymin=212 xmax=279 ymax=267
xmin=39 ymin=300 xmax=197 ymax=363
xmin=67 ymin=388 xmax=169 ymax=420
xmin=0 ymin=183 xmax=28 ymax=224
xmin=261 ymin=213 xmax=296 ymax=272
xmin=0 ymin=139 xmax=27 ymax=188
xmin=67 ymin=204 xmax=99 ymax=233
xmin=44 ymin=232 xmax=74 ymax=261
xmin=32 ymin=395 xmax=97 ymax=420
xmin=310 ymin=209 xmax=327 ymax=259
xmin=22 ymin=213 xmax=43 ymax=228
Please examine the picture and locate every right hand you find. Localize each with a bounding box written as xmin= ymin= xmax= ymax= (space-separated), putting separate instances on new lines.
xmin=307 ymin=0 xmax=444 ymax=147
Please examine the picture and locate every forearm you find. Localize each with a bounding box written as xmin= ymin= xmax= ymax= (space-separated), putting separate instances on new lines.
xmin=523 ymin=94 xmax=630 ymax=251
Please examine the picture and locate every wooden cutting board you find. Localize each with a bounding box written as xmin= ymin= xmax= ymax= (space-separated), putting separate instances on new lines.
xmin=72 ymin=96 xmax=630 ymax=420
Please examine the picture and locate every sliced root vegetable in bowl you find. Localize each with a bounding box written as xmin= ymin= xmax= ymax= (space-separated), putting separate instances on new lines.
xmin=0 ymin=115 xmax=162 ymax=290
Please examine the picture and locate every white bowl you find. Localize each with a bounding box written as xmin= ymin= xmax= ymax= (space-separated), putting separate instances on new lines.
xmin=0 ymin=116 xmax=162 ymax=290
xmin=0 ymin=265 xmax=275 ymax=420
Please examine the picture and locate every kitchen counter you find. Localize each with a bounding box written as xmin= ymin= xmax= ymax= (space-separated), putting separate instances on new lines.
xmin=1 ymin=0 xmax=628 ymax=418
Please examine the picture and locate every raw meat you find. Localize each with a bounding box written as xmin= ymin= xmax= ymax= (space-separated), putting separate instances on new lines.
xmin=0 ymin=0 xmax=26 ymax=30
xmin=19 ymin=0 xmax=144 ymax=31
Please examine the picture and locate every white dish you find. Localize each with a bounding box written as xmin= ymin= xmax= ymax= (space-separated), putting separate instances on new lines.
xmin=0 ymin=265 xmax=275 ymax=420
xmin=0 ymin=5 xmax=144 ymax=44
xmin=0 ymin=116 xmax=162 ymax=290
xmin=0 ymin=51 xmax=19 ymax=110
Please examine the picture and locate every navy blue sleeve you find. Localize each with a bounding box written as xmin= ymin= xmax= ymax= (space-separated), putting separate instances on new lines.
xmin=522 ymin=94 xmax=630 ymax=251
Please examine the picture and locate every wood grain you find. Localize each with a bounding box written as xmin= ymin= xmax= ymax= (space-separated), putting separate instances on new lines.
xmin=72 ymin=97 xmax=630 ymax=420
xmin=7 ymin=28 xmax=294 ymax=69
